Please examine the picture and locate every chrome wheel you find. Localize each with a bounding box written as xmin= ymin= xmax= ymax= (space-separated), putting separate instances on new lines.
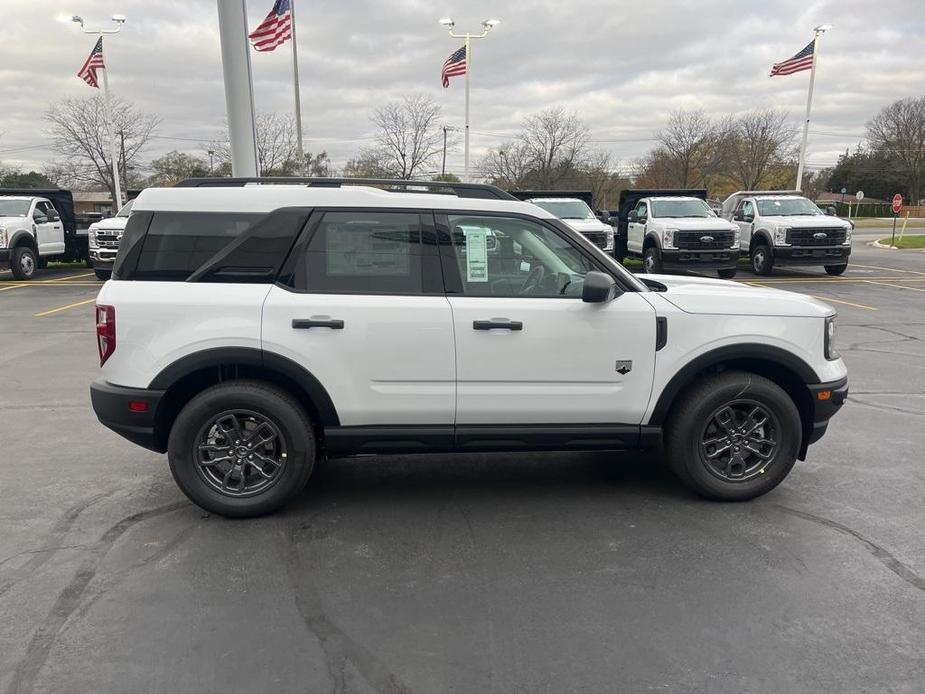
xmin=752 ymin=249 xmax=765 ymax=273
xmin=20 ymin=253 xmax=34 ymax=276
xmin=644 ymin=251 xmax=656 ymax=273
xmin=194 ymin=409 xmax=288 ymax=497
xmin=699 ymin=399 xmax=780 ymax=482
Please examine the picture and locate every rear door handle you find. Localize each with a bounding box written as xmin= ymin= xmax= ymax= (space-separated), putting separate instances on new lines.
xmin=473 ymin=319 xmax=523 ymax=331
xmin=292 ymin=319 xmax=344 ymax=330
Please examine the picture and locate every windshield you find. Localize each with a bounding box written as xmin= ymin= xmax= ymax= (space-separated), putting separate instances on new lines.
xmin=651 ymin=199 xmax=713 ymax=218
xmin=0 ymin=199 xmax=30 ymax=217
xmin=757 ymin=197 xmax=823 ymax=216
xmin=116 ymin=200 xmax=134 ymax=217
xmin=531 ymin=200 xmax=596 ymax=220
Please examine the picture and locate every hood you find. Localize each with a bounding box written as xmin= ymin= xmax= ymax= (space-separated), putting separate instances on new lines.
xmin=763 ymin=215 xmax=849 ymax=229
xmin=0 ymin=216 xmax=27 ymax=226
xmin=646 ymin=274 xmax=834 ymax=318
xmin=654 ymin=217 xmax=736 ymax=230
xmin=560 ymin=218 xmax=611 ymax=232
xmin=94 ymin=216 xmax=129 ymax=231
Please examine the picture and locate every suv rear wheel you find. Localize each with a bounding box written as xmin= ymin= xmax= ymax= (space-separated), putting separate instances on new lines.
xmin=665 ymin=371 xmax=801 ymax=501
xmin=167 ymin=380 xmax=316 ymax=518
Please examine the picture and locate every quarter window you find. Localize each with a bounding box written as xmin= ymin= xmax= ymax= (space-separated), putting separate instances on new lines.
xmin=445 ymin=215 xmax=595 ymax=298
xmin=290 ymin=211 xmax=426 ymax=294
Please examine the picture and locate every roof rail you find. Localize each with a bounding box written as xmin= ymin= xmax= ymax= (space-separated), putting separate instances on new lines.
xmin=175 ymin=177 xmax=517 ymax=201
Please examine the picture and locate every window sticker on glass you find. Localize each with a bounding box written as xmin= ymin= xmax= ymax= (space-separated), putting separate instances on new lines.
xmin=463 ymin=227 xmax=489 ymax=282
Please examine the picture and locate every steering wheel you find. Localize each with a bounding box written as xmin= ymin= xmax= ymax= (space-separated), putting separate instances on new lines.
xmin=519 ymin=265 xmax=546 ymax=295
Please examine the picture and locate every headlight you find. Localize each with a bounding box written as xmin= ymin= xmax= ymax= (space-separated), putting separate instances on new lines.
xmin=773 ymin=227 xmax=790 ymax=245
xmin=88 ymin=225 xmax=98 ymax=248
xmin=662 ymin=228 xmax=678 ymax=249
xmin=731 ymin=227 xmax=740 ymax=247
xmin=0 ymin=225 xmax=7 ymax=248
xmin=843 ymin=226 xmax=851 ymax=245
xmin=825 ymin=315 xmax=839 ymax=360
xmin=605 ymin=228 xmax=614 ymax=250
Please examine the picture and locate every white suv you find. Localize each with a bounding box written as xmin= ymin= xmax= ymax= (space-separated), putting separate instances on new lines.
xmin=90 ymin=178 xmax=848 ymax=518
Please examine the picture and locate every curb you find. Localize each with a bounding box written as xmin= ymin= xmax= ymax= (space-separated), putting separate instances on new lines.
xmin=869 ymin=240 xmax=897 ymax=250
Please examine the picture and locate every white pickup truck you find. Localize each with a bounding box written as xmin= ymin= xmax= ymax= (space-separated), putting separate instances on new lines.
xmin=88 ymin=200 xmax=134 ymax=280
xmin=722 ymin=191 xmax=852 ymax=276
xmin=525 ymin=197 xmax=615 ymax=254
xmin=0 ymin=194 xmax=70 ymax=280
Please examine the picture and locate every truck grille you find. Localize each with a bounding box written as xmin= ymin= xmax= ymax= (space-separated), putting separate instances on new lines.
xmin=96 ymin=232 xmax=121 ymax=249
xmin=581 ymin=230 xmax=610 ymax=249
xmin=786 ymin=228 xmax=847 ymax=246
xmin=676 ymin=230 xmax=735 ymax=250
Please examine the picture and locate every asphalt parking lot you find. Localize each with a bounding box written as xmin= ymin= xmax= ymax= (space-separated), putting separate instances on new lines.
xmin=1 ymin=235 xmax=924 ymax=694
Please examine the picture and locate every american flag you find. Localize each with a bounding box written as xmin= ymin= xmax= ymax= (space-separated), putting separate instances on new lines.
xmin=249 ymin=0 xmax=292 ymax=52
xmin=441 ymin=45 xmax=467 ymax=88
xmin=77 ymin=37 xmax=105 ymax=88
xmin=770 ymin=40 xmax=815 ymax=77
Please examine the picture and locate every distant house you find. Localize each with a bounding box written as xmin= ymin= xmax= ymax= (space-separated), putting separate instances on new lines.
xmin=72 ymin=190 xmax=116 ymax=217
xmin=816 ymin=192 xmax=888 ymax=205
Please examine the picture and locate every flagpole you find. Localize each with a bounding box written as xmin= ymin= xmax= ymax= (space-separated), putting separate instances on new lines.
xmin=99 ymin=36 xmax=123 ymax=209
xmin=289 ymin=0 xmax=305 ymax=169
xmin=464 ymin=33 xmax=471 ymax=182
xmin=795 ymin=25 xmax=830 ymax=191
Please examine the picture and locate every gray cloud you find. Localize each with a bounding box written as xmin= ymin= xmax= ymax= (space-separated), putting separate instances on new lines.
xmin=1 ymin=0 xmax=922 ymax=179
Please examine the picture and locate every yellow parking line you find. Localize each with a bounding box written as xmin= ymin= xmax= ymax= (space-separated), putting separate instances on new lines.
xmin=739 ymin=277 xmax=925 ymax=284
xmin=849 ymin=262 xmax=925 ymax=276
xmin=0 ymin=285 xmax=26 ymax=293
xmin=0 ymin=281 xmax=102 ymax=287
xmin=34 ymin=297 xmax=96 ymax=317
xmin=47 ymin=272 xmax=96 ymax=282
xmin=746 ymin=280 xmax=878 ymax=311
xmin=863 ymin=279 xmax=925 ymax=294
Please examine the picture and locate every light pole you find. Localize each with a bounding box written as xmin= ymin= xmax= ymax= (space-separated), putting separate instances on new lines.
xmin=69 ymin=14 xmax=126 ymax=207
xmin=795 ymin=23 xmax=832 ymax=191
xmin=439 ymin=17 xmax=499 ymax=182
xmin=208 ymin=149 xmax=215 ymax=175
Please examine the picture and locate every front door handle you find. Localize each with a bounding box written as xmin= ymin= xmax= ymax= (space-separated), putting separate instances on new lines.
xmin=473 ymin=319 xmax=523 ymax=331
xmin=292 ymin=318 xmax=344 ymax=330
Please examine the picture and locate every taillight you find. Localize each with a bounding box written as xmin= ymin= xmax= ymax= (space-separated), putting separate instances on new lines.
xmin=96 ymin=304 xmax=116 ymax=366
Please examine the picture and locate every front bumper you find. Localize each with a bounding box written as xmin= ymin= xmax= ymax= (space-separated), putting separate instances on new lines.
xmin=90 ymin=248 xmax=118 ymax=265
xmin=90 ymin=379 xmax=166 ymax=453
xmin=774 ymin=246 xmax=851 ymax=265
xmin=661 ymin=248 xmax=738 ymax=270
xmin=802 ymin=376 xmax=849 ymax=456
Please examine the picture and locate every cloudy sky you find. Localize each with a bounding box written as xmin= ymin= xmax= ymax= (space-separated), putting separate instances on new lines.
xmin=1 ymin=0 xmax=923 ymax=180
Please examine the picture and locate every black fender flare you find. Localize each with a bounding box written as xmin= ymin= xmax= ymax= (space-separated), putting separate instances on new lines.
xmin=648 ymin=343 xmax=818 ymax=425
xmin=643 ymin=232 xmax=661 ymax=251
xmin=750 ymin=230 xmax=773 ymax=253
xmin=8 ymin=230 xmax=37 ymax=250
xmin=148 ymin=347 xmax=340 ymax=426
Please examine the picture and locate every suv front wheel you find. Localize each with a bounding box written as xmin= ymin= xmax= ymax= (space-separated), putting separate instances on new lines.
xmin=665 ymin=371 xmax=801 ymax=501
xmin=167 ymin=380 xmax=316 ymax=518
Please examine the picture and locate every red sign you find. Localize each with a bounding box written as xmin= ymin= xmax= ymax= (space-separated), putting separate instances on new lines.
xmin=892 ymin=194 xmax=903 ymax=214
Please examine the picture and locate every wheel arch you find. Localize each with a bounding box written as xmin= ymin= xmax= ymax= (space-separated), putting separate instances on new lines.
xmin=9 ymin=230 xmax=37 ymax=251
xmin=149 ymin=347 xmax=339 ymax=452
xmin=749 ymin=229 xmax=773 ymax=251
xmin=643 ymin=233 xmax=661 ymax=251
xmin=649 ymin=344 xmax=818 ymax=458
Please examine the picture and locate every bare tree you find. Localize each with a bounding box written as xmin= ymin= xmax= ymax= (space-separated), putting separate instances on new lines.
xmin=478 ymin=141 xmax=533 ymax=188
xmin=211 ymin=113 xmax=307 ymax=175
xmin=147 ymin=151 xmax=209 ymax=186
xmin=369 ymin=94 xmax=444 ymax=179
xmin=867 ymin=96 xmax=925 ymax=203
xmin=519 ymin=107 xmax=590 ymax=188
xmin=342 ymin=147 xmax=395 ymax=178
xmin=45 ymin=95 xmax=159 ymax=199
xmin=725 ymin=109 xmax=795 ymax=189
xmin=656 ymin=109 xmax=729 ymax=187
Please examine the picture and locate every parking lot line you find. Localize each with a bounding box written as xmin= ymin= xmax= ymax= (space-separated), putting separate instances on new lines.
xmin=745 ymin=281 xmax=878 ymax=311
xmin=849 ymin=262 xmax=925 ymax=276
xmin=0 ymin=281 xmax=102 ymax=287
xmin=48 ymin=272 xmax=96 ymax=282
xmin=863 ymin=279 xmax=925 ymax=294
xmin=742 ymin=277 xmax=925 ymax=284
xmin=34 ymin=297 xmax=97 ymax=317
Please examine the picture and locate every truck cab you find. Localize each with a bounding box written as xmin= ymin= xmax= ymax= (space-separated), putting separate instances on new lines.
xmin=525 ymin=197 xmax=615 ymax=254
xmin=722 ymin=191 xmax=852 ymax=276
xmin=619 ymin=190 xmax=740 ymax=279
xmin=0 ymin=195 xmax=66 ymax=279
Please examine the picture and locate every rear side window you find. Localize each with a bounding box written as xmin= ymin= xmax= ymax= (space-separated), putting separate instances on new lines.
xmin=117 ymin=210 xmax=307 ymax=282
xmin=282 ymin=211 xmax=428 ymax=294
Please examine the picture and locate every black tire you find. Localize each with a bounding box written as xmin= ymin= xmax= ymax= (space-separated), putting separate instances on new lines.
xmin=643 ymin=246 xmax=663 ymax=274
xmin=717 ymin=268 xmax=737 ymax=279
xmin=10 ymin=246 xmax=37 ymax=280
xmin=824 ymin=264 xmax=847 ymax=276
xmin=664 ymin=371 xmax=801 ymax=501
xmin=750 ymin=243 xmax=774 ymax=276
xmin=94 ymin=268 xmax=112 ymax=281
xmin=167 ymin=380 xmax=316 ymax=518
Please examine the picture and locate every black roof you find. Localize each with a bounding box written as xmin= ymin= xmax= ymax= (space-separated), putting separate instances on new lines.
xmin=175 ymin=177 xmax=517 ymax=201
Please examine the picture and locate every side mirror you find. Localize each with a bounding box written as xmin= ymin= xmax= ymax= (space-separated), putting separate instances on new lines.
xmin=743 ymin=214 xmax=754 ymax=223
xmin=582 ymin=271 xmax=619 ymax=303
xmin=46 ymin=209 xmax=59 ymax=222
xmin=627 ymin=210 xmax=638 ymax=223
xmin=825 ymin=206 xmax=836 ymax=216
xmin=733 ymin=211 xmax=743 ymax=221
xmin=33 ymin=213 xmax=47 ymax=224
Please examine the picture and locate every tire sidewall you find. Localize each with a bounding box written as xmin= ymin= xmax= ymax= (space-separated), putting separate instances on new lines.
xmin=751 ymin=244 xmax=772 ymax=275
xmin=643 ymin=247 xmax=661 ymax=274
xmin=167 ymin=383 xmax=314 ymax=517
xmin=670 ymin=375 xmax=801 ymax=500
xmin=825 ymin=264 xmax=848 ymax=276
xmin=12 ymin=247 xmax=36 ymax=280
